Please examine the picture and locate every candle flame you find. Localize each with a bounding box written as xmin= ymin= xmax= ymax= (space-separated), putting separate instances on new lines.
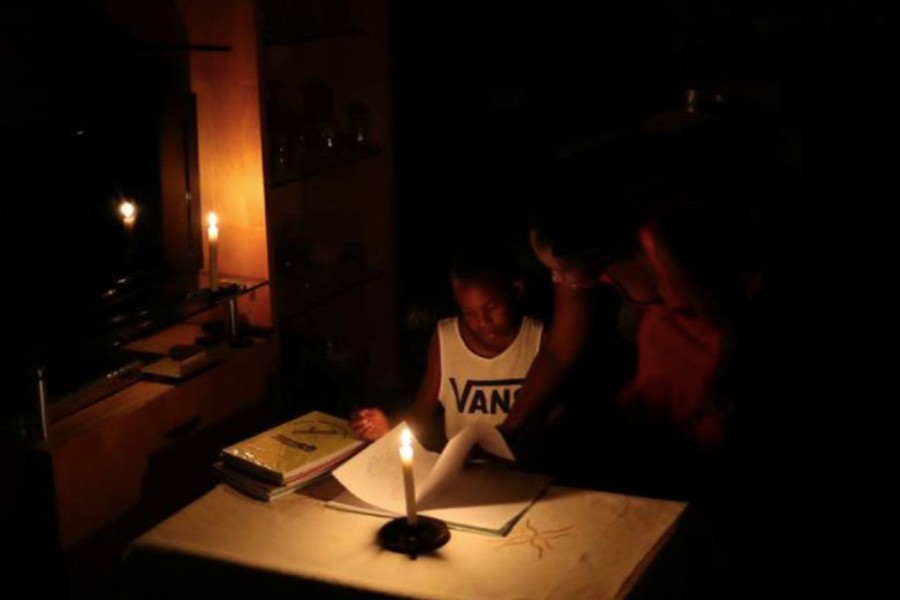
xmin=401 ymin=427 xmax=412 ymax=448
xmin=208 ymin=212 xmax=218 ymax=228
xmin=119 ymin=200 xmax=136 ymax=220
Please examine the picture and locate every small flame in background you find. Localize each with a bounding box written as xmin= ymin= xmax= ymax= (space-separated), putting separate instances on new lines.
xmin=119 ymin=199 xmax=136 ymax=226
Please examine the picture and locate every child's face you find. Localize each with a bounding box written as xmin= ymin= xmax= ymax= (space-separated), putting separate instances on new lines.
xmin=451 ymin=277 xmax=520 ymax=346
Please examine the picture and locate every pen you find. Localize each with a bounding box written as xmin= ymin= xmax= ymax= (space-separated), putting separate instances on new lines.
xmin=272 ymin=434 xmax=315 ymax=452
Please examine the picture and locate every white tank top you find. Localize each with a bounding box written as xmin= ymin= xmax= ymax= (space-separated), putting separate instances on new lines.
xmin=437 ymin=316 xmax=543 ymax=438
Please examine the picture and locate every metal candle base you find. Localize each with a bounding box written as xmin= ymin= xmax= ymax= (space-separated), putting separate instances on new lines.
xmin=378 ymin=516 xmax=450 ymax=559
xmin=194 ymin=291 xmax=254 ymax=348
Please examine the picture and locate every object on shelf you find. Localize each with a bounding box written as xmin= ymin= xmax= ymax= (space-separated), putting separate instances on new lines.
xmin=141 ymin=343 xmax=227 ymax=380
xmin=267 ymin=79 xmax=384 ymax=182
xmin=346 ymin=102 xmax=371 ymax=145
xmin=318 ymin=120 xmax=339 ymax=155
xmin=45 ymin=356 xmax=146 ymax=424
xmin=260 ymin=0 xmax=357 ymax=45
xmin=270 ymin=143 xmax=382 ymax=185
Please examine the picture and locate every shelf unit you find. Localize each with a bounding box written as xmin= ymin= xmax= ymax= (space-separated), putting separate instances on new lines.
xmin=39 ymin=277 xmax=269 ymax=425
xmin=269 ymin=143 xmax=382 ymax=187
xmin=262 ymin=25 xmax=363 ymax=46
xmin=276 ymin=266 xmax=384 ymax=321
xmin=259 ymin=0 xmax=361 ymax=46
xmin=259 ymin=0 xmax=398 ymax=414
xmin=41 ymin=321 xmax=277 ymax=551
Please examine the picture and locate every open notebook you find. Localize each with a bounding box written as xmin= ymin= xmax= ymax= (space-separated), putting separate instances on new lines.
xmin=326 ymin=423 xmax=551 ymax=536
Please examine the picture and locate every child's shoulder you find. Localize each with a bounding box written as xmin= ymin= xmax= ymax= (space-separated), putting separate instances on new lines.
xmin=436 ymin=316 xmax=458 ymax=328
xmin=434 ymin=316 xmax=459 ymax=336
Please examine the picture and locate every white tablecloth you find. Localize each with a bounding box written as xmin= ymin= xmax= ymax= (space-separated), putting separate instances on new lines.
xmin=122 ymin=479 xmax=686 ymax=600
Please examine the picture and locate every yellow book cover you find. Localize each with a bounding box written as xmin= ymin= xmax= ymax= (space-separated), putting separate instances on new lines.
xmin=221 ymin=411 xmax=364 ymax=484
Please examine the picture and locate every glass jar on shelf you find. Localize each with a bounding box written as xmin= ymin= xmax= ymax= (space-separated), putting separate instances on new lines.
xmin=346 ymin=102 xmax=371 ymax=146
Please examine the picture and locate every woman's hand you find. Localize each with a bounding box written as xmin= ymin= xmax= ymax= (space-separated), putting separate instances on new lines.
xmin=350 ymin=408 xmax=390 ymax=442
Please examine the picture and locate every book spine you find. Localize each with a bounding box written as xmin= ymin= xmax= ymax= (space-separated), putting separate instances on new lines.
xmin=220 ymin=454 xmax=285 ymax=484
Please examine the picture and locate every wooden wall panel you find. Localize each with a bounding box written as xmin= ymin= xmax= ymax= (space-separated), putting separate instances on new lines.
xmin=179 ymin=0 xmax=272 ymax=327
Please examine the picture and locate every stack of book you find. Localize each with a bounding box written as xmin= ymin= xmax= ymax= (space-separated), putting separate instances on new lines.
xmin=217 ymin=411 xmax=364 ymax=501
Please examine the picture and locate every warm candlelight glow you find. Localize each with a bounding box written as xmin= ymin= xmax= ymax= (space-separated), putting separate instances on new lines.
xmin=207 ymin=212 xmax=219 ymax=292
xmin=400 ymin=444 xmax=413 ymax=462
xmin=119 ymin=200 xmax=136 ymax=228
xmin=207 ymin=212 xmax=219 ymax=242
xmin=399 ymin=426 xmax=417 ymax=526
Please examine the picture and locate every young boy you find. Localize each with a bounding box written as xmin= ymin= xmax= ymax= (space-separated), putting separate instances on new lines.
xmin=351 ymin=248 xmax=544 ymax=445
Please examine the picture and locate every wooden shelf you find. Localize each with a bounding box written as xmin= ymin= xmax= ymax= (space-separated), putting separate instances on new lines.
xmin=259 ymin=0 xmax=398 ymax=408
xmin=262 ymin=25 xmax=363 ymax=46
xmin=269 ymin=144 xmax=382 ymax=187
xmin=45 ymin=323 xmax=270 ymax=446
xmin=135 ymin=43 xmax=232 ymax=53
xmin=34 ymin=322 xmax=277 ymax=549
xmin=258 ymin=0 xmax=360 ymax=46
xmin=275 ymin=267 xmax=385 ymax=321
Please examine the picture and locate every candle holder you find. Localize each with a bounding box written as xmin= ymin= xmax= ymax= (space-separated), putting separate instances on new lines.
xmin=224 ymin=294 xmax=255 ymax=348
xmin=377 ymin=516 xmax=450 ymax=559
xmin=195 ymin=286 xmax=255 ymax=348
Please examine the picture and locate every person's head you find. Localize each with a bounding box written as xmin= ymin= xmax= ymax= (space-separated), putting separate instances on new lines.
xmin=529 ymin=217 xmax=661 ymax=305
xmin=529 ymin=227 xmax=606 ymax=291
xmin=530 ymin=115 xmax=785 ymax=308
xmin=529 ymin=142 xmax=646 ymax=292
xmin=448 ymin=245 xmax=524 ymax=346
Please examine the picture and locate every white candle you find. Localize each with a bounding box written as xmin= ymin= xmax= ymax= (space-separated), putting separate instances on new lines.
xmin=399 ymin=427 xmax=417 ymax=527
xmin=208 ymin=212 xmax=219 ymax=292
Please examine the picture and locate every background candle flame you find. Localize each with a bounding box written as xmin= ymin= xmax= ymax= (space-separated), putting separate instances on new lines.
xmin=207 ymin=211 xmax=219 ymax=291
xmin=119 ymin=200 xmax=136 ymax=220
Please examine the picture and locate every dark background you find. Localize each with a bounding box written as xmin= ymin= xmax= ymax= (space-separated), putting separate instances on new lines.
xmin=390 ymin=2 xmax=817 ymax=308
xmin=388 ymin=0 xmax=884 ymax=425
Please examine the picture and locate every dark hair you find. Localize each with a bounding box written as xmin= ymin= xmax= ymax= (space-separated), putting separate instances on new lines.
xmin=530 ymin=112 xmax=789 ymax=277
xmin=529 ymin=133 xmax=647 ymax=269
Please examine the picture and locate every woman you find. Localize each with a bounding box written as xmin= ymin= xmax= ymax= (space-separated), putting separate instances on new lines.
xmin=502 ymin=120 xmax=780 ymax=496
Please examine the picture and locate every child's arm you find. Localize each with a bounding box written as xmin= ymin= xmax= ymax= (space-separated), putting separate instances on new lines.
xmin=350 ymin=332 xmax=442 ymax=443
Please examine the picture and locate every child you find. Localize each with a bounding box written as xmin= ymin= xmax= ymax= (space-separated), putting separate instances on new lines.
xmin=351 ymin=247 xmax=544 ymax=445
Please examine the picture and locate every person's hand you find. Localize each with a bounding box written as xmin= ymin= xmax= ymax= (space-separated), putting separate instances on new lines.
xmin=350 ymin=408 xmax=390 ymax=442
